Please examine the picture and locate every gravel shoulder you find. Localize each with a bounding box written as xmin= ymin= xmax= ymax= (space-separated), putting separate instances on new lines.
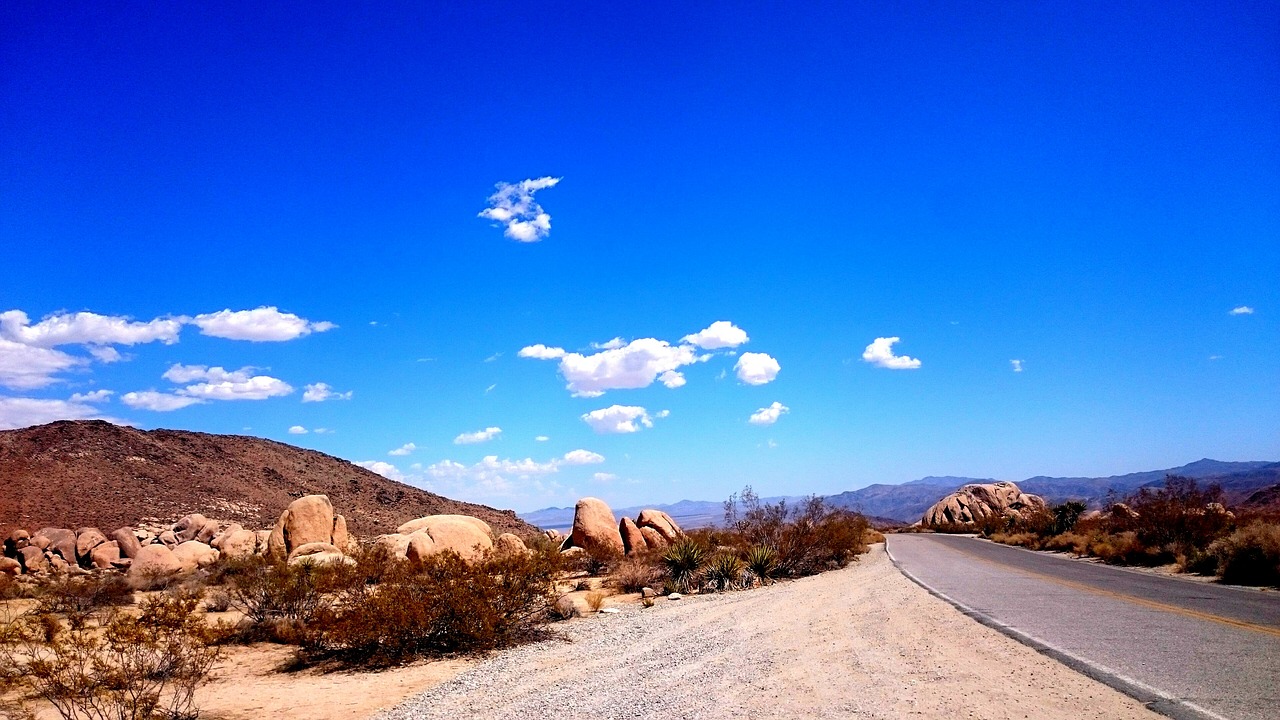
xmin=378 ymin=544 xmax=1162 ymax=720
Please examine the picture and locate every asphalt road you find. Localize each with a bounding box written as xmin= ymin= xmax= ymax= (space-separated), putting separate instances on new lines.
xmin=886 ymin=534 xmax=1280 ymax=720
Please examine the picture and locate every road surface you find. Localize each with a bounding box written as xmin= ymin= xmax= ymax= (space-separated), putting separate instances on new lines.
xmin=886 ymin=533 xmax=1280 ymax=720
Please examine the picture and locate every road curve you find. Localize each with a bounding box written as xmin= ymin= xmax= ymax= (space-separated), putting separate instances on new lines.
xmin=886 ymin=534 xmax=1280 ymax=720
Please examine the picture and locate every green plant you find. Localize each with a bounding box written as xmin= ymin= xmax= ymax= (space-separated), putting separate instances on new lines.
xmin=662 ymin=538 xmax=709 ymax=592
xmin=744 ymin=545 xmax=778 ymax=584
xmin=705 ymin=553 xmax=745 ymax=592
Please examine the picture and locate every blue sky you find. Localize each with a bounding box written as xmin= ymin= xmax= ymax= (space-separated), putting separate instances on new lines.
xmin=2 ymin=2 xmax=1276 ymax=512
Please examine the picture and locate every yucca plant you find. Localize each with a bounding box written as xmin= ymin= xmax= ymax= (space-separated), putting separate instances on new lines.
xmin=745 ymin=544 xmax=778 ymax=584
xmin=705 ymin=553 xmax=745 ymax=592
xmin=662 ymin=538 xmax=708 ymax=592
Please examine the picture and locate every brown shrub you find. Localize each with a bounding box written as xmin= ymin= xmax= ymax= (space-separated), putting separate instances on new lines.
xmin=1210 ymin=522 xmax=1280 ymax=586
xmin=34 ymin=573 xmax=134 ymax=619
xmin=610 ymin=557 xmax=661 ymax=594
xmin=584 ymin=590 xmax=605 ymax=612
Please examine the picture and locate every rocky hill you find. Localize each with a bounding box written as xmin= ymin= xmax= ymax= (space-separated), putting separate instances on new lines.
xmin=0 ymin=420 xmax=534 ymax=538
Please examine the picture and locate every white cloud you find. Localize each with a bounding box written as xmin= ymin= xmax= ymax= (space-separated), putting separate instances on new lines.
xmin=659 ymin=370 xmax=687 ymax=388
xmin=177 ymin=375 xmax=293 ymax=401
xmin=1229 ymin=306 xmax=1255 ymax=316
xmin=288 ymin=425 xmax=308 ymax=435
xmin=478 ymin=177 xmax=561 ymax=242
xmin=682 ymin=321 xmax=749 ymax=350
xmin=69 ymin=389 xmax=113 ymax=403
xmin=190 ymin=307 xmax=336 ymax=342
xmin=562 ymin=449 xmax=606 ymax=465
xmin=0 ymin=310 xmax=183 ymax=347
xmin=861 ymin=337 xmax=921 ymax=370
xmin=748 ymin=401 xmax=789 ymax=426
xmin=484 ymin=352 xmax=502 ymax=363
xmin=1208 ymin=355 xmax=1223 ymax=361
xmin=582 ymin=405 xmax=662 ymax=434
xmin=592 ymin=337 xmax=627 ymax=350
xmin=0 ymin=396 xmax=123 ymax=430
xmin=1010 ymin=359 xmax=1024 ymax=373
xmin=302 ymin=382 xmax=352 ymax=402
xmin=354 ymin=460 xmax=406 ymax=482
xmin=735 ymin=352 xmax=781 ymax=385
xmin=517 ymin=344 xmax=566 ymax=360
xmin=313 ymin=427 xmax=334 ymax=434
xmin=534 ymin=435 xmax=550 ymax=442
xmin=162 ymin=364 xmax=246 ymax=384
xmin=0 ymin=338 xmax=84 ymax=389
xmin=389 ymin=442 xmax=416 ymax=456
xmin=559 ymin=339 xmax=699 ymax=396
xmin=87 ymin=346 xmax=124 ymax=363
xmin=454 ymin=426 xmax=502 ymax=445
xmin=120 ymin=391 xmax=205 ymax=412
xmin=484 ymin=384 xmax=497 ymax=394
xmin=592 ymin=472 xmax=618 ymax=483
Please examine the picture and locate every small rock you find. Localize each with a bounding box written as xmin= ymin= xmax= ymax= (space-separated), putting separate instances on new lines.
xmin=667 ymin=592 xmax=683 ymax=600
xmin=599 ymin=607 xmax=620 ymax=614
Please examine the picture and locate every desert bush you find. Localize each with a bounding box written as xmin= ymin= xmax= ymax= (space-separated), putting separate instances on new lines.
xmin=224 ymin=559 xmax=327 ymax=626
xmin=990 ymin=532 xmax=1041 ymax=549
xmin=0 ymin=590 xmax=219 ymax=720
xmin=1089 ymin=531 xmax=1166 ymax=566
xmin=1210 ymin=522 xmax=1280 ymax=587
xmin=1127 ymin=476 xmax=1230 ymax=558
xmin=864 ymin=529 xmax=887 ymax=544
xmin=744 ymin=545 xmax=778 ymax=584
xmin=35 ymin=574 xmax=135 ymax=621
xmin=573 ymin=579 xmax=592 ymax=592
xmin=662 ymin=538 xmax=709 ymax=592
xmin=300 ymin=548 xmax=558 ymax=668
xmin=610 ymin=557 xmax=660 ymax=593
xmin=203 ymin=591 xmax=231 ymax=613
xmin=584 ymin=590 xmax=605 ymax=612
xmin=705 ymin=553 xmax=745 ymax=592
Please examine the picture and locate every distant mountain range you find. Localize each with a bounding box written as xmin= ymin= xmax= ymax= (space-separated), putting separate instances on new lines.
xmin=519 ymin=459 xmax=1280 ymax=529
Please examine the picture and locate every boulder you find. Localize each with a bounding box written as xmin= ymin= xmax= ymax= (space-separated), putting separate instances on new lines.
xmin=158 ymin=530 xmax=179 ymax=547
xmin=211 ymin=524 xmax=243 ymax=550
xmin=90 ymin=541 xmax=121 ymax=570
xmin=921 ymin=482 xmax=1048 ymax=527
xmin=639 ymin=526 xmax=667 ymax=551
xmin=569 ymin=498 xmax=625 ymax=556
xmin=288 ymin=542 xmax=349 ymax=565
xmin=112 ymin=528 xmax=143 ymax=559
xmin=495 ymin=533 xmax=529 ymax=557
xmin=268 ymin=495 xmax=337 ymax=560
xmin=405 ymin=533 xmax=437 ymax=564
xmin=49 ymin=555 xmax=70 ymax=573
xmin=128 ymin=544 xmax=183 ymax=582
xmin=0 ymin=557 xmax=20 ymax=576
xmin=219 ymin=529 xmax=259 ymax=560
xmin=173 ymin=514 xmax=208 ymax=543
xmin=543 ymin=529 xmax=564 ymax=544
xmin=619 ymin=517 xmax=647 ymax=556
xmin=636 ymin=510 xmax=682 ymax=544
xmin=195 ymin=518 xmax=220 ymax=544
xmin=333 ymin=515 xmax=351 ymax=553
xmin=374 ymin=533 xmax=413 ymax=559
xmin=1110 ymin=503 xmax=1139 ymax=521
xmin=18 ymin=545 xmax=47 ymax=573
xmin=255 ymin=530 xmax=271 ymax=554
xmin=171 ymin=541 xmax=219 ymax=572
xmin=75 ymin=528 xmax=109 ymax=564
xmin=4 ymin=529 xmax=30 ymax=556
xmin=399 ymin=515 xmax=493 ymax=562
xmin=561 ymin=546 xmax=586 ymax=558
xmin=34 ymin=528 xmax=76 ymax=562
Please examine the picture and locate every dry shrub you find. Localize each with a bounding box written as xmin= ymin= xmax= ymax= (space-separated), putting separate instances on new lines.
xmin=1210 ymin=522 xmax=1280 ymax=587
xmin=300 ymin=548 xmax=559 ymax=668
xmin=609 ymin=557 xmax=660 ymax=594
xmin=548 ymin=596 xmax=579 ymax=621
xmin=35 ymin=574 xmax=134 ymax=619
xmin=990 ymin=532 xmax=1041 ymax=549
xmin=864 ymin=529 xmax=887 ymax=545
xmin=0 ymin=590 xmax=219 ymax=720
xmin=1089 ymin=531 xmax=1166 ymax=566
xmin=584 ymin=590 xmax=605 ymax=612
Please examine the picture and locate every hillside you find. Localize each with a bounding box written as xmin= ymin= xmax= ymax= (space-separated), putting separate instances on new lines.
xmin=0 ymin=420 xmax=534 ymax=538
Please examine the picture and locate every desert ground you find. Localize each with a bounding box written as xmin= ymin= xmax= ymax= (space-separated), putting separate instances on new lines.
xmin=186 ymin=544 xmax=1159 ymax=720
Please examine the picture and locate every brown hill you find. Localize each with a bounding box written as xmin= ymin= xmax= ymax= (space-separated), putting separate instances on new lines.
xmin=0 ymin=420 xmax=534 ymax=538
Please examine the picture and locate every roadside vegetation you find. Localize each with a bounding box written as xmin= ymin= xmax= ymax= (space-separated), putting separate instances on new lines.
xmin=953 ymin=476 xmax=1280 ymax=587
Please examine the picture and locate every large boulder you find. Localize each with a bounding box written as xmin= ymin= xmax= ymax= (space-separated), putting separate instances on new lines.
xmin=398 ymin=515 xmax=494 ymax=562
xmin=128 ymin=544 xmax=183 ymax=583
xmin=639 ymin=526 xmax=667 ymax=551
xmin=5 ymin=529 xmax=31 ymax=556
xmin=112 ymin=528 xmax=143 ymax=559
xmin=636 ymin=510 xmax=682 ymax=544
xmin=494 ymin=533 xmax=529 ymax=557
xmin=619 ymin=517 xmax=647 ymax=556
xmin=90 ymin=541 xmax=121 ymax=570
xmin=172 ymin=541 xmax=219 ymax=571
xmin=922 ymin=481 xmax=1048 ymax=527
xmin=75 ymin=528 xmax=109 ymax=565
xmin=267 ymin=495 xmax=340 ymax=560
xmin=18 ymin=545 xmax=48 ymax=573
xmin=173 ymin=514 xmax=208 ymax=543
xmin=33 ymin=528 xmax=76 ymax=562
xmin=569 ymin=498 xmax=625 ymax=556
xmin=218 ymin=529 xmax=259 ymax=560
xmin=0 ymin=557 xmax=20 ymax=576
xmin=374 ymin=533 xmax=413 ymax=560
xmin=333 ymin=515 xmax=351 ymax=553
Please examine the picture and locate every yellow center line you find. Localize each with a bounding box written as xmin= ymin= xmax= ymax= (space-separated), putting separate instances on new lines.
xmin=942 ymin=541 xmax=1280 ymax=639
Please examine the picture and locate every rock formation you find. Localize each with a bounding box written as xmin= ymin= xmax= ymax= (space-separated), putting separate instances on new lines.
xmin=567 ymin=498 xmax=625 ymax=555
xmin=921 ymin=481 xmax=1047 ymax=527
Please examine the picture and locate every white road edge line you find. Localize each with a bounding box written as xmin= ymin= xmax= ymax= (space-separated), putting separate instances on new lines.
xmin=884 ymin=540 xmax=1233 ymax=720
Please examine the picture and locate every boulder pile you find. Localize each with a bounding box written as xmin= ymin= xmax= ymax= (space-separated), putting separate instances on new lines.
xmin=921 ymin=481 xmax=1048 ymax=527
xmin=557 ymin=497 xmax=683 ymax=556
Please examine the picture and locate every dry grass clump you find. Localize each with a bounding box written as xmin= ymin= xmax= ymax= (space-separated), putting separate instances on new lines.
xmin=33 ymin=574 xmax=135 ymax=619
xmin=609 ymin=557 xmax=660 ymax=594
xmin=584 ymin=590 xmax=606 ymax=612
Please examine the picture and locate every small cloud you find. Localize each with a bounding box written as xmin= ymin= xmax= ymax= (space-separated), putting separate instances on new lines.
xmin=120 ymin=391 xmax=205 ymax=412
xmin=1229 ymin=306 xmax=1255 ymax=315
xmin=582 ymin=405 xmax=662 ymax=434
xmin=86 ymin=346 xmax=124 ymax=363
xmin=69 ymin=389 xmax=114 ymax=403
xmin=354 ymin=460 xmax=405 ymax=482
xmin=1208 ymin=355 xmax=1224 ymax=361
xmin=861 ymin=337 xmax=921 ymax=370
xmin=682 ymin=321 xmax=749 ymax=350
xmin=658 ymin=370 xmax=686 ymax=388
xmin=592 ymin=337 xmax=627 ymax=350
xmin=562 ymin=449 xmax=605 ymax=465
xmin=302 ymin=382 xmax=352 ymax=402
xmin=484 ymin=384 xmax=497 ymax=394
xmin=484 ymin=352 xmax=502 ymax=363
xmin=592 ymin=472 xmax=618 ymax=483
xmin=748 ymin=401 xmax=789 ymax=426
xmin=454 ymin=426 xmax=502 ymax=445
xmin=478 ymin=177 xmax=561 ymax=242
xmin=288 ymin=425 xmax=308 ymax=435
xmin=190 ymin=307 xmax=336 ymax=342
xmin=767 ymin=439 xmax=778 ymax=449
xmin=534 ymin=435 xmax=550 ymax=442
xmin=389 ymin=442 xmax=417 ymax=456
xmin=735 ymin=352 xmax=781 ymax=385
xmin=1010 ymin=359 xmax=1024 ymax=373
xmin=518 ymin=344 xmax=566 ymax=360
xmin=313 ymin=427 xmax=335 ymax=434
